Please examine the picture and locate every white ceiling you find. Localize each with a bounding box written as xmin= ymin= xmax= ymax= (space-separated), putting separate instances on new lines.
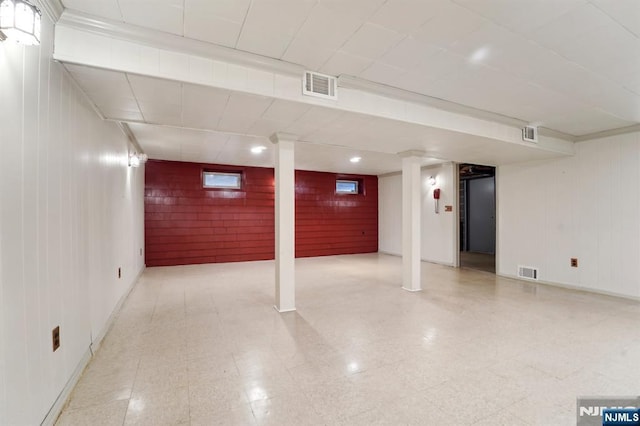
xmin=60 ymin=0 xmax=640 ymax=137
xmin=66 ymin=63 xmax=566 ymax=174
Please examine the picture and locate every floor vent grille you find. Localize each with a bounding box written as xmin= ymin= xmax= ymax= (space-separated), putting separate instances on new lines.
xmin=518 ymin=265 xmax=539 ymax=280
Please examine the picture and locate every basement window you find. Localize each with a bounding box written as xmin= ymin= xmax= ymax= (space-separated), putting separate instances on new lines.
xmin=336 ymin=180 xmax=359 ymax=194
xmin=203 ymin=171 xmax=242 ymax=189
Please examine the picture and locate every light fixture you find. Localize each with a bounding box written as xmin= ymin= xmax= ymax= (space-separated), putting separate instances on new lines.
xmin=129 ymin=152 xmax=148 ymax=167
xmin=350 ymin=156 xmax=361 ymax=163
xmin=469 ymin=46 xmax=489 ymax=63
xmin=250 ymin=146 xmax=266 ymax=154
xmin=428 ymin=176 xmax=436 ymax=186
xmin=0 ymin=0 xmax=42 ymax=46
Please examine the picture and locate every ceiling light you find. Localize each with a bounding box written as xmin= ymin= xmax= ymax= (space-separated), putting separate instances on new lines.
xmin=0 ymin=0 xmax=42 ymax=46
xmin=251 ymin=146 xmax=266 ymax=154
xmin=350 ymin=156 xmax=361 ymax=163
xmin=469 ymin=46 xmax=489 ymax=63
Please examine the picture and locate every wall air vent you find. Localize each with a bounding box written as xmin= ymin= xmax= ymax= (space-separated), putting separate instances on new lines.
xmin=522 ymin=126 xmax=538 ymax=143
xmin=517 ymin=265 xmax=539 ymax=280
xmin=303 ymin=71 xmax=337 ymax=100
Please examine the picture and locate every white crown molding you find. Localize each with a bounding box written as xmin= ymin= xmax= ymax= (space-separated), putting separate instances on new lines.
xmin=574 ymin=123 xmax=640 ymax=142
xmin=35 ymin=0 xmax=64 ymax=22
xmin=57 ymin=10 xmax=305 ymax=77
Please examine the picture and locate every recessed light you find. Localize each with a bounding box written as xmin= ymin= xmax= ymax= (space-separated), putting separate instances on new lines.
xmin=251 ymin=146 xmax=266 ymax=154
xmin=350 ymin=156 xmax=361 ymax=163
xmin=470 ymin=46 xmax=489 ymax=63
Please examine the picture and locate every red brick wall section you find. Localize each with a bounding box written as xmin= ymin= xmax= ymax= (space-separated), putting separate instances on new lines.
xmin=144 ymin=160 xmax=378 ymax=266
xmin=295 ymin=170 xmax=378 ymax=258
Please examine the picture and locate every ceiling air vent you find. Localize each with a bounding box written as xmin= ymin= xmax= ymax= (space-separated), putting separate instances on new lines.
xmin=303 ymin=71 xmax=337 ymax=100
xmin=517 ymin=265 xmax=539 ymax=281
xmin=522 ymin=126 xmax=538 ymax=143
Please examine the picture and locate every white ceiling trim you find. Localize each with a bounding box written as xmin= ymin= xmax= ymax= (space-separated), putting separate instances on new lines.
xmin=36 ymin=0 xmax=64 ymax=21
xmin=57 ymin=10 xmax=305 ymax=77
xmin=574 ymin=123 xmax=640 ymax=143
xmin=340 ymin=75 xmax=527 ymax=132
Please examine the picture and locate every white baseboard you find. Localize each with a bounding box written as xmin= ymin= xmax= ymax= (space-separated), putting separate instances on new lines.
xmin=498 ymin=272 xmax=640 ymax=302
xmin=40 ymin=265 xmax=145 ymax=426
xmin=90 ymin=266 xmax=146 ymax=354
xmin=377 ymin=250 xmax=455 ymax=267
xmin=39 ymin=348 xmax=91 ymax=426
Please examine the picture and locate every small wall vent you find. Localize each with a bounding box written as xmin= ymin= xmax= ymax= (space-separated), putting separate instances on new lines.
xmin=522 ymin=126 xmax=538 ymax=143
xmin=518 ymin=265 xmax=539 ymax=280
xmin=303 ymin=71 xmax=337 ymax=100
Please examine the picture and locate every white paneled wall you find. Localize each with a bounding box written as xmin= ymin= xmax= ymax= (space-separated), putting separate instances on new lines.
xmin=498 ymin=133 xmax=640 ymax=299
xmin=379 ymin=163 xmax=457 ymax=266
xmin=0 ymin=11 xmax=145 ymax=426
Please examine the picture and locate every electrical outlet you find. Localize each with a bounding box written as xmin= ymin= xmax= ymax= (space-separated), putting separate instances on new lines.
xmin=571 ymin=258 xmax=578 ymax=268
xmin=118 ymin=267 xmax=121 ymax=278
xmin=52 ymin=326 xmax=60 ymax=352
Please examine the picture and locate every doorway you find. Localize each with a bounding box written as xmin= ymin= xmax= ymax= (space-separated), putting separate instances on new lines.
xmin=459 ymin=164 xmax=496 ymax=273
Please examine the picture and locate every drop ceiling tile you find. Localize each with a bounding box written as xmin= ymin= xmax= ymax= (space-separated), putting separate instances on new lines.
xmin=341 ymin=23 xmax=404 ymax=61
xmin=217 ymin=93 xmax=273 ymax=133
xmin=447 ymin=22 xmax=518 ymax=63
xmin=261 ymin=100 xmax=311 ymax=122
xmin=531 ymin=4 xmax=611 ymax=51
xmin=528 ymin=57 xmax=617 ymax=105
xmin=143 ymin=113 xmax=183 ymax=127
xmin=320 ymin=51 xmax=373 ymax=77
xmin=542 ymin=107 xmax=636 ymax=135
xmin=622 ymin=71 xmax=640 ymax=95
xmin=413 ymin=2 xmax=486 ymax=49
xmin=235 ymin=31 xmax=293 ymax=59
xmin=359 ymin=62 xmax=407 ymax=87
xmin=93 ymin=96 xmax=140 ymax=112
xmin=588 ymin=86 xmax=640 ymax=122
xmin=186 ymin=17 xmax=242 ymax=47
xmin=412 ymin=50 xmax=466 ymax=82
xmin=247 ymin=118 xmax=290 ymax=136
xmin=128 ymin=75 xmax=182 ymax=104
xmin=118 ymin=0 xmax=184 ymax=36
xmin=292 ymin=3 xmax=368 ymax=50
xmin=61 ymin=0 xmax=123 ymax=21
xmin=369 ymin=0 xmax=446 ymax=33
xmin=590 ymin=0 xmax=640 ymax=37
xmin=184 ymin=0 xmax=250 ymax=47
xmin=236 ymin=0 xmax=316 ymax=57
xmin=285 ymin=106 xmax=342 ymax=136
xmin=378 ymin=36 xmax=442 ymax=70
xmin=281 ymin=38 xmax=336 ymax=71
xmin=138 ymin=99 xmax=181 ymax=122
xmin=453 ymin=0 xmax=587 ymax=34
xmin=182 ymin=85 xmax=230 ymax=130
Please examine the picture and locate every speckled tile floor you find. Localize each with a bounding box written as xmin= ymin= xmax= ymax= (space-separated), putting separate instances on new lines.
xmin=56 ymin=253 xmax=640 ymax=425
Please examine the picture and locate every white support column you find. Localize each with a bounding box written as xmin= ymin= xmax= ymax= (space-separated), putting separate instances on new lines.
xmin=270 ymin=133 xmax=296 ymax=312
xmin=401 ymin=151 xmax=424 ymax=292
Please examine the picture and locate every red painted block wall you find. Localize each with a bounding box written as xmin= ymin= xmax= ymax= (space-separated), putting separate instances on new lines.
xmin=145 ymin=160 xmax=275 ymax=266
xmin=295 ymin=170 xmax=378 ymax=258
xmin=145 ymin=160 xmax=378 ymax=266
